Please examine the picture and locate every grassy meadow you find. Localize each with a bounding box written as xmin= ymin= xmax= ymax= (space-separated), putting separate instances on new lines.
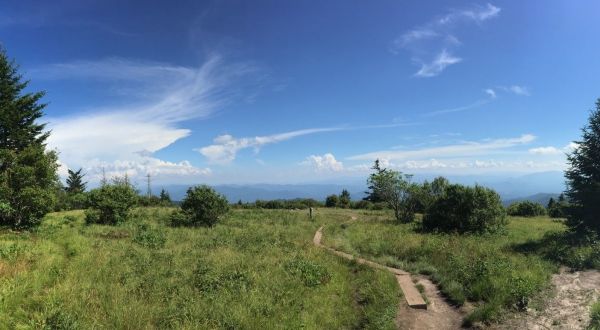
xmin=0 ymin=208 xmax=398 ymax=329
xmin=323 ymin=211 xmax=567 ymax=325
xmin=0 ymin=207 xmax=578 ymax=328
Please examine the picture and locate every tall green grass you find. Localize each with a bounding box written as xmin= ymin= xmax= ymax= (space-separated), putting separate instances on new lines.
xmin=0 ymin=208 xmax=398 ymax=329
xmin=322 ymin=212 xmax=565 ymax=325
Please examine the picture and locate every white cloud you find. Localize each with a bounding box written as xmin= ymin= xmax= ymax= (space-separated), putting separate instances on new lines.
xmin=485 ymin=88 xmax=497 ymax=99
xmin=529 ymin=142 xmax=579 ymax=155
xmin=302 ymin=153 xmax=344 ymax=172
xmin=529 ymin=146 xmax=562 ymax=155
xmin=393 ymin=3 xmax=500 ymax=77
xmin=197 ymin=128 xmax=343 ymax=164
xmin=46 ymin=55 xmax=253 ymax=182
xmin=348 ymin=134 xmax=536 ymax=161
xmin=415 ymin=49 xmax=462 ymax=77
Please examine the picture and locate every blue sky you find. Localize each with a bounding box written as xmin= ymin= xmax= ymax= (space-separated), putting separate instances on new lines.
xmin=1 ymin=1 xmax=599 ymax=185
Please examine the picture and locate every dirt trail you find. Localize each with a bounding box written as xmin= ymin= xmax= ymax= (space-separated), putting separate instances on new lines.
xmin=313 ymin=217 xmax=464 ymax=329
xmin=492 ymin=268 xmax=600 ymax=330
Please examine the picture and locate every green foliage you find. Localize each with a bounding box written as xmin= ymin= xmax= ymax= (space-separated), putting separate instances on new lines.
xmin=507 ymin=201 xmax=547 ymax=217
xmin=65 ymin=168 xmax=86 ymax=194
xmin=325 ymin=194 xmax=338 ymax=207
xmin=171 ymin=185 xmax=229 ymax=227
xmin=325 ymin=214 xmax=561 ymax=324
xmin=339 ymin=189 xmax=351 ymax=208
xmin=252 ymin=198 xmax=322 ymax=210
xmin=284 ymin=256 xmax=331 ymax=287
xmin=133 ymin=223 xmax=166 ymax=249
xmin=412 ymin=176 xmax=449 ymax=213
xmin=85 ymin=182 xmax=138 ymax=225
xmin=548 ymin=194 xmax=569 ymax=218
xmin=159 ymin=188 xmax=171 ymax=204
xmin=365 ymin=160 xmax=418 ymax=223
xmin=0 ymin=208 xmax=398 ymax=328
xmin=565 ymin=99 xmax=600 ymax=232
xmin=423 ymin=184 xmax=507 ymax=234
xmin=590 ymin=300 xmax=600 ymax=330
xmin=0 ymin=147 xmax=58 ymax=228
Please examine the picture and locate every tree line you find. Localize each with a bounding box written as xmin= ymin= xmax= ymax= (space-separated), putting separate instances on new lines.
xmin=1 ymin=45 xmax=600 ymax=236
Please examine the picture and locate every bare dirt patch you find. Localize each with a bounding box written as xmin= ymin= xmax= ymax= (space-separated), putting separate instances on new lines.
xmin=396 ymin=275 xmax=465 ymax=330
xmin=493 ymin=267 xmax=600 ymax=330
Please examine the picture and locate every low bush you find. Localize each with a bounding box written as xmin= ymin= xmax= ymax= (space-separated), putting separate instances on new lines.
xmin=590 ymin=300 xmax=600 ymax=330
xmin=85 ymin=183 xmax=137 ymax=225
xmin=507 ymin=201 xmax=547 ymax=217
xmin=170 ymin=185 xmax=229 ymax=227
xmin=133 ymin=223 xmax=166 ymax=249
xmin=422 ymin=184 xmax=507 ymax=234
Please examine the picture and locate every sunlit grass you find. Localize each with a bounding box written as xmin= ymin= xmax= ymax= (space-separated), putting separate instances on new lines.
xmin=0 ymin=208 xmax=398 ymax=329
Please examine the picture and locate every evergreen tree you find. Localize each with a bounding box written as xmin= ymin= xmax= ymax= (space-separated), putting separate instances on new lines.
xmin=0 ymin=48 xmax=58 ymax=227
xmin=65 ymin=168 xmax=87 ymax=194
xmin=339 ymin=189 xmax=351 ymax=208
xmin=565 ymin=99 xmax=600 ymax=231
xmin=363 ymin=159 xmax=386 ymax=202
xmin=159 ymin=188 xmax=171 ymax=203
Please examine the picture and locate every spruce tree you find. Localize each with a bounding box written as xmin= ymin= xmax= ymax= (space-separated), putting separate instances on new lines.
xmin=65 ymin=168 xmax=87 ymax=194
xmin=0 ymin=48 xmax=58 ymax=227
xmin=565 ymin=99 xmax=600 ymax=231
xmin=159 ymin=188 xmax=171 ymax=203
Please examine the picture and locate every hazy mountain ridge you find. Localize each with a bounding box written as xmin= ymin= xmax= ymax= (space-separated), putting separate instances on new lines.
xmin=158 ymin=171 xmax=566 ymax=203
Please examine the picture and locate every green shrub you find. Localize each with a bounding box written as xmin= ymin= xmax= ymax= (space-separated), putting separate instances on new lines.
xmin=133 ymin=223 xmax=166 ymax=249
xmin=422 ymin=184 xmax=507 ymax=234
xmin=507 ymin=201 xmax=547 ymax=217
xmin=85 ymin=183 xmax=138 ymax=225
xmin=325 ymin=194 xmax=338 ymax=208
xmin=170 ymin=185 xmax=229 ymax=227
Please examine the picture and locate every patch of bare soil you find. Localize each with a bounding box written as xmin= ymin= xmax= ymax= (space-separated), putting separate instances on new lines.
xmin=396 ymin=275 xmax=465 ymax=330
xmin=493 ymin=267 xmax=600 ymax=330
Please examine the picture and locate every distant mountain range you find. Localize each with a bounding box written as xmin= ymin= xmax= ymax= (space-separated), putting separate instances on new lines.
xmin=157 ymin=171 xmax=567 ymax=204
xmin=502 ymin=193 xmax=560 ymax=207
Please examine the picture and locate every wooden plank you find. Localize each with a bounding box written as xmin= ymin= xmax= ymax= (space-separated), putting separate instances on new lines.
xmin=397 ymin=274 xmax=428 ymax=309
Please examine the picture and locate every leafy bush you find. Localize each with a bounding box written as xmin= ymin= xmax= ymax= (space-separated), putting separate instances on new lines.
xmin=422 ymin=184 xmax=507 ymax=234
xmin=170 ymin=185 xmax=229 ymax=227
xmin=590 ymin=300 xmax=600 ymax=330
xmin=352 ymin=200 xmax=373 ymax=209
xmin=507 ymin=201 xmax=547 ymax=217
xmin=85 ymin=183 xmax=138 ymax=225
xmin=133 ymin=223 xmax=166 ymax=249
xmin=325 ymin=194 xmax=338 ymax=208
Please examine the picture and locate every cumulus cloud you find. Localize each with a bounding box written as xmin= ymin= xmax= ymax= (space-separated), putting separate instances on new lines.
xmin=348 ymin=134 xmax=536 ymax=161
xmin=45 ymin=55 xmax=253 ymax=182
xmin=196 ymin=128 xmax=343 ymax=164
xmin=302 ymin=153 xmax=344 ymax=172
xmin=393 ymin=3 xmax=500 ymax=77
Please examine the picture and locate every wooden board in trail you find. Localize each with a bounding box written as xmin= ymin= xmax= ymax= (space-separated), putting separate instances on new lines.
xmin=313 ymin=217 xmax=464 ymax=329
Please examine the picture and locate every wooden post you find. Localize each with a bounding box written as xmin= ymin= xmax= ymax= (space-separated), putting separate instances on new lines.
xmin=309 ymin=207 xmax=313 ymax=220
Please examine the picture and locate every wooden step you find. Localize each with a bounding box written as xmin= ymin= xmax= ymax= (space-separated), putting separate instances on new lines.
xmin=396 ymin=274 xmax=427 ymax=309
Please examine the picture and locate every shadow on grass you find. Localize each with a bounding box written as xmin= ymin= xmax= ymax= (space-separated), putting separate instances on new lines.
xmin=512 ymin=229 xmax=600 ymax=270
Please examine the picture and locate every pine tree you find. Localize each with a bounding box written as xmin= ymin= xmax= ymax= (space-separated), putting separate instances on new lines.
xmin=0 ymin=48 xmax=58 ymax=227
xmin=339 ymin=189 xmax=351 ymax=208
xmin=565 ymin=99 xmax=600 ymax=231
xmin=159 ymin=188 xmax=171 ymax=203
xmin=65 ymin=168 xmax=87 ymax=194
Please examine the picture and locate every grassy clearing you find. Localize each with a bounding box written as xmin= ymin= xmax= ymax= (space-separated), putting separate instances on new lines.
xmin=322 ymin=211 xmax=566 ymax=325
xmin=0 ymin=208 xmax=398 ymax=329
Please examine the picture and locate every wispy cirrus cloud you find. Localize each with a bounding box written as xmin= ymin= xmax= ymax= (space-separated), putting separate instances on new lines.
xmin=196 ymin=128 xmax=344 ymax=164
xmin=348 ymin=134 xmax=536 ymax=161
xmin=196 ymin=122 xmax=415 ymax=165
xmin=392 ymin=3 xmax=501 ymax=77
xmin=44 ymin=55 xmax=257 ymax=183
